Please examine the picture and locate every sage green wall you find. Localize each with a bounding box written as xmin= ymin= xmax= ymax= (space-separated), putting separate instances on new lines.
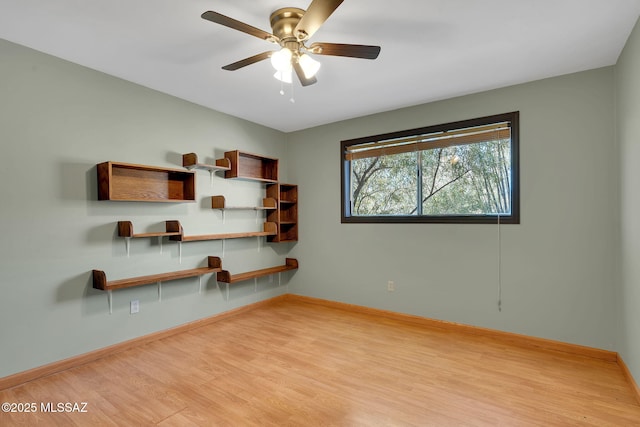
xmin=286 ymin=67 xmax=618 ymax=351
xmin=0 ymin=39 xmax=292 ymax=378
xmin=616 ymin=17 xmax=640 ymax=385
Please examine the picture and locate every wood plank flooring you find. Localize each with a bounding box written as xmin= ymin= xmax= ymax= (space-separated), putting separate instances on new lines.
xmin=1 ymin=298 xmax=639 ymax=426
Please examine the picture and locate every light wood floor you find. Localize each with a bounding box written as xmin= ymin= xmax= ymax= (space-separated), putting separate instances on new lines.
xmin=1 ymin=298 xmax=639 ymax=426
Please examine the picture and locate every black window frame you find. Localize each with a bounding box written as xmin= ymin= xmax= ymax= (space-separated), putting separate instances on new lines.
xmin=341 ymin=111 xmax=520 ymax=224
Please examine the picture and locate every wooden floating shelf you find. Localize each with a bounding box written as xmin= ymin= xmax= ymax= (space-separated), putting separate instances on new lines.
xmin=182 ymin=153 xmax=230 ymax=172
xmin=97 ymin=161 xmax=195 ymax=202
xmin=216 ymin=258 xmax=298 ymax=284
xmin=117 ymin=221 xmax=181 ymax=238
xmin=220 ymin=150 xmax=278 ymax=182
xmin=210 ymin=195 xmax=277 ymax=211
xmin=165 ymin=220 xmax=277 ymax=242
xmin=93 ymin=256 xmax=222 ymax=291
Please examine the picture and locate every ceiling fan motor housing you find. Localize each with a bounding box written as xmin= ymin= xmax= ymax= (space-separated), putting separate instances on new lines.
xmin=270 ymin=8 xmax=306 ymax=44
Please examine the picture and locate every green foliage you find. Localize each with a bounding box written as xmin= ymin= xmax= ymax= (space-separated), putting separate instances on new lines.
xmin=352 ymin=152 xmax=417 ymax=215
xmin=351 ymin=139 xmax=511 ymax=216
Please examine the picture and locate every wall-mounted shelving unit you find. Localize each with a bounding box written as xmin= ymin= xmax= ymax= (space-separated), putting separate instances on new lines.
xmin=97 ymin=161 xmax=195 ymax=202
xmin=93 ymin=148 xmax=299 ymax=314
xmin=220 ymin=150 xmax=278 ymax=182
xmin=267 ymin=183 xmax=298 ymax=242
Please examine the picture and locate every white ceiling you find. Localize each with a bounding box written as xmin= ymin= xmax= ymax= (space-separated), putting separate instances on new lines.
xmin=1 ymin=0 xmax=639 ymax=132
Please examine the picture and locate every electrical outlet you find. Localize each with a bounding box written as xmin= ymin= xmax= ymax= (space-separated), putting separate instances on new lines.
xmin=387 ymin=281 xmax=395 ymax=292
xmin=130 ymin=299 xmax=140 ymax=314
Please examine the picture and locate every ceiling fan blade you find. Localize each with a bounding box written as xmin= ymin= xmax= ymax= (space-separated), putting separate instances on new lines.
xmin=222 ymin=51 xmax=273 ymax=71
xmin=294 ymin=0 xmax=344 ymax=41
xmin=293 ymin=61 xmax=317 ymax=86
xmin=308 ymin=42 xmax=381 ymax=59
xmin=202 ymin=11 xmax=278 ymax=42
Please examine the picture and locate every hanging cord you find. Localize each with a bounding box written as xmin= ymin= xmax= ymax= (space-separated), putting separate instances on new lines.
xmin=495 ymin=128 xmax=503 ymax=313
xmin=497 ymin=212 xmax=502 ymax=312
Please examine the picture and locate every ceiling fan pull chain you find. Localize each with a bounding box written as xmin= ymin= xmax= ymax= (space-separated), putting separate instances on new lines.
xmin=290 ymin=80 xmax=295 ymax=103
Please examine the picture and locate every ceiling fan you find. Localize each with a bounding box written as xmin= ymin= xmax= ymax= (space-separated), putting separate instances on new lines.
xmin=201 ymin=0 xmax=381 ymax=87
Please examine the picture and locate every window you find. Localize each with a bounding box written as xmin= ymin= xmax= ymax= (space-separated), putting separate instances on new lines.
xmin=341 ymin=112 xmax=519 ymax=224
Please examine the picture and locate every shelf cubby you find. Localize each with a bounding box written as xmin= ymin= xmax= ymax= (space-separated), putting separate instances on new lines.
xmin=97 ymin=161 xmax=195 ymax=202
xmin=165 ymin=220 xmax=277 ymax=242
xmin=182 ymin=153 xmax=230 ymax=172
xmin=92 ymin=256 xmax=222 ymax=291
xmin=219 ymin=150 xmax=278 ymax=182
xmin=216 ymin=258 xmax=298 ymax=284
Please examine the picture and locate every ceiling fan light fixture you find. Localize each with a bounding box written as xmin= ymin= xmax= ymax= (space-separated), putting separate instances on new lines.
xmin=270 ymin=48 xmax=293 ymax=71
xmin=298 ymin=53 xmax=321 ymax=79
